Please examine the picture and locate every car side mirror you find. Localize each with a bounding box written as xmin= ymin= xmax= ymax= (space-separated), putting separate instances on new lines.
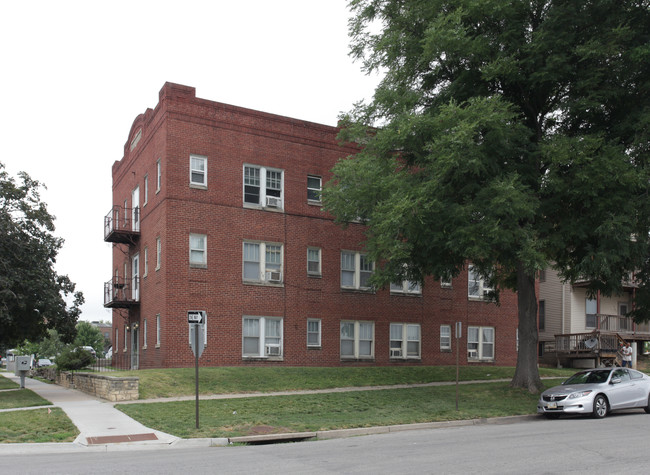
xmin=610 ymin=377 xmax=622 ymax=385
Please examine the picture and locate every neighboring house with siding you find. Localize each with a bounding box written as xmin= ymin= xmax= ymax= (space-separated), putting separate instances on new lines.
xmin=538 ymin=268 xmax=650 ymax=368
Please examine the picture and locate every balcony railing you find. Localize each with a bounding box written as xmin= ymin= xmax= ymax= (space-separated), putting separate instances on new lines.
xmin=587 ymin=314 xmax=650 ymax=334
xmin=104 ymin=205 xmax=140 ymax=244
xmin=555 ymin=331 xmax=621 ymax=354
xmin=104 ymin=277 xmax=140 ymax=308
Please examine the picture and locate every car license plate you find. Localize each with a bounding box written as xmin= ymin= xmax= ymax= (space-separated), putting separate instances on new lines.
xmin=547 ymin=402 xmax=557 ymax=410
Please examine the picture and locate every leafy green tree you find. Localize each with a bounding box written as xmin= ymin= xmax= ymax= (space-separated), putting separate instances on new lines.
xmin=55 ymin=346 xmax=94 ymax=373
xmin=73 ymin=321 xmax=105 ymax=356
xmin=0 ymin=162 xmax=84 ymax=348
xmin=324 ymin=0 xmax=650 ymax=392
xmin=38 ymin=329 xmax=66 ymax=358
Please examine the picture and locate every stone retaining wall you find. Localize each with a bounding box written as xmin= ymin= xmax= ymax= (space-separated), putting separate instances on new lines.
xmin=37 ymin=368 xmax=139 ymax=402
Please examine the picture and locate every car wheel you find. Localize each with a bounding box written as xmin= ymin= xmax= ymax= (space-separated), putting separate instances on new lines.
xmin=644 ymin=394 xmax=650 ymax=414
xmin=592 ymin=394 xmax=609 ymax=418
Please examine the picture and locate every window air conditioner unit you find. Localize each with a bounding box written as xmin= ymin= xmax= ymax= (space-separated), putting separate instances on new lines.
xmin=390 ymin=349 xmax=403 ymax=358
xmin=265 ymin=270 xmax=282 ymax=282
xmin=266 ymin=196 xmax=281 ymax=208
xmin=265 ymin=344 xmax=281 ymax=356
xmin=468 ymin=349 xmax=478 ymax=359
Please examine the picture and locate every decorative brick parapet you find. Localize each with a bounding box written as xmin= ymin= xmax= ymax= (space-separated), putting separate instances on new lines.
xmin=37 ymin=368 xmax=139 ymax=401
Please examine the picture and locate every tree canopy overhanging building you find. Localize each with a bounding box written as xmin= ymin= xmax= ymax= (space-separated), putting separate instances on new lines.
xmin=323 ymin=0 xmax=650 ymax=392
xmin=0 ymin=162 xmax=83 ymax=348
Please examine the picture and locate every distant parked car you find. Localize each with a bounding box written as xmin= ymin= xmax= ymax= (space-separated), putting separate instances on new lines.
xmin=77 ymin=346 xmax=96 ymax=357
xmin=36 ymin=358 xmax=54 ymax=367
xmin=538 ymin=367 xmax=650 ymax=419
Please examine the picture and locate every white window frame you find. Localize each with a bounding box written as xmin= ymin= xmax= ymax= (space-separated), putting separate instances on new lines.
xmin=143 ymin=246 xmax=148 ymax=278
xmin=242 ymin=316 xmax=284 ymax=358
xmin=586 ymin=298 xmax=598 ymax=328
xmin=467 ymin=326 xmax=495 ymax=361
xmin=190 ymin=154 xmax=207 ymax=188
xmin=440 ymin=325 xmax=452 ymax=351
xmin=156 ymin=237 xmax=161 ymax=271
xmin=389 ymin=323 xmax=421 ymax=359
xmin=115 ymin=328 xmax=119 ymax=354
xmin=143 ymin=174 xmax=148 ymax=207
xmin=340 ymin=320 xmax=374 ymax=359
xmin=307 ymin=247 xmax=321 ymax=276
xmin=156 ymin=314 xmax=161 ymax=347
xmin=340 ymin=251 xmax=373 ymax=290
xmin=390 ymin=280 xmax=422 ymax=295
xmin=142 ymin=318 xmax=147 ymax=350
xmin=307 ymin=175 xmax=322 ymax=203
xmin=307 ymin=318 xmax=321 ymax=347
xmin=189 ymin=233 xmax=207 ymax=268
xmin=123 ymin=326 xmax=128 ymax=352
xmin=243 ymin=164 xmax=284 ymax=209
xmin=468 ymin=265 xmax=493 ymax=298
xmin=242 ymin=241 xmax=283 ymax=284
xmin=156 ymin=158 xmax=162 ymax=193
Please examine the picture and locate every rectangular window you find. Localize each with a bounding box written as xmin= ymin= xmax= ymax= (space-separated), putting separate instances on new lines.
xmin=307 ymin=175 xmax=322 ymax=202
xmin=143 ymin=318 xmax=147 ymax=349
xmin=340 ymin=321 xmax=374 ymax=359
xmin=440 ymin=325 xmax=451 ymax=351
xmin=307 ymin=319 xmax=321 ymax=347
xmin=390 ymin=280 xmax=422 ymax=295
xmin=467 ymin=326 xmax=495 ymax=361
xmin=143 ymin=247 xmax=148 ymax=278
xmin=124 ymin=326 xmax=128 ymax=352
xmin=586 ymin=298 xmax=598 ymax=328
xmin=242 ymin=316 xmax=283 ymax=358
xmin=243 ymin=164 xmax=283 ymax=209
xmin=468 ymin=265 xmax=494 ymax=298
xmin=189 ymin=233 xmax=207 ymax=267
xmin=389 ymin=323 xmax=421 ymax=359
xmin=143 ymin=174 xmax=148 ymax=207
xmin=538 ymin=300 xmax=546 ymax=331
xmin=190 ymin=155 xmax=207 ymax=187
xmin=156 ymin=237 xmax=161 ymax=270
xmin=115 ymin=328 xmax=119 ymax=355
xmin=156 ymin=159 xmax=162 ymax=193
xmin=243 ymin=241 xmax=283 ymax=283
xmin=340 ymin=251 xmax=373 ymax=290
xmin=307 ymin=247 xmax=321 ymax=276
xmin=156 ymin=314 xmax=161 ymax=347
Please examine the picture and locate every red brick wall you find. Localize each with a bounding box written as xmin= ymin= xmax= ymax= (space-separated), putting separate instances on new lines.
xmin=110 ymin=83 xmax=520 ymax=369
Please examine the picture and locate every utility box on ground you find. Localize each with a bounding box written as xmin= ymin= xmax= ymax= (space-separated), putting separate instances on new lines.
xmin=14 ymin=356 xmax=31 ymax=388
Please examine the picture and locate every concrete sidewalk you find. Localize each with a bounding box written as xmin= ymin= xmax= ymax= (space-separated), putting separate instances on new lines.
xmin=0 ymin=372 xmax=184 ymax=453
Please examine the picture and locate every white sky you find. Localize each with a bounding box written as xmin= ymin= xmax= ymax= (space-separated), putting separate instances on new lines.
xmin=0 ymin=0 xmax=380 ymax=322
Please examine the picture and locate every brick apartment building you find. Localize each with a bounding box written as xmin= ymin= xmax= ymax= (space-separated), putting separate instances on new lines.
xmin=103 ymin=82 xmax=520 ymax=369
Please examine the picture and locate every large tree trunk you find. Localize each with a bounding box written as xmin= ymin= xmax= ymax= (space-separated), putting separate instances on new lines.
xmin=511 ymin=261 xmax=544 ymax=393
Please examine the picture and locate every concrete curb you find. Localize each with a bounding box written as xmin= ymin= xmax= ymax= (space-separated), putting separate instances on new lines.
xmin=0 ymin=414 xmax=541 ymax=454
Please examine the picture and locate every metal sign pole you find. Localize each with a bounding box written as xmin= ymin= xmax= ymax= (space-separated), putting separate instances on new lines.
xmin=455 ymin=322 xmax=461 ymax=411
xmin=195 ymin=325 xmax=199 ymax=429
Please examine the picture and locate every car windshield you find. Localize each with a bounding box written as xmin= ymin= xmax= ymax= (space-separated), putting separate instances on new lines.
xmin=564 ymin=370 xmax=611 ymax=385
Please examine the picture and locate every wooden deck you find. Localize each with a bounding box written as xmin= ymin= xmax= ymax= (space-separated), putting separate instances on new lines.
xmin=551 ymin=331 xmax=628 ymax=367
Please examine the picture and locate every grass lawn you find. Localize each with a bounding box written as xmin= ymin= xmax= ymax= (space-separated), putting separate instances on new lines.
xmin=0 ymin=377 xmax=19 ymax=390
xmin=109 ymin=365 xmax=574 ymax=400
xmin=0 ymin=408 xmax=78 ymax=443
xmin=0 ymin=389 xmax=52 ymax=410
xmin=117 ymin=380 xmax=560 ymax=439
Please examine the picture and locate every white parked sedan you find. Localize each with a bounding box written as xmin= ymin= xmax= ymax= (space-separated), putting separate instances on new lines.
xmin=538 ymin=368 xmax=650 ymax=419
